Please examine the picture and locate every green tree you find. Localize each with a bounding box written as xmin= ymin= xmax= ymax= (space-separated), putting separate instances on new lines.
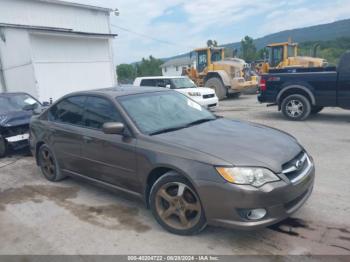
xmin=207 ymin=40 xmax=218 ymax=47
xmin=116 ymin=64 xmax=136 ymax=84
xmin=136 ymin=55 xmax=163 ymax=77
xmin=240 ymin=36 xmax=257 ymax=62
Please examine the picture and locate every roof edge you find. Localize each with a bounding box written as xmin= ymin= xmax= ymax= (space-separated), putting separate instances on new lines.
xmin=0 ymin=23 xmax=118 ymax=37
xmin=34 ymin=0 xmax=113 ymax=12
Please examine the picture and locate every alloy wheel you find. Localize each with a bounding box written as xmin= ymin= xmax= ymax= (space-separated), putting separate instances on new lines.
xmin=40 ymin=148 xmax=56 ymax=178
xmin=286 ymin=99 xmax=304 ymax=118
xmin=155 ymin=182 xmax=202 ymax=230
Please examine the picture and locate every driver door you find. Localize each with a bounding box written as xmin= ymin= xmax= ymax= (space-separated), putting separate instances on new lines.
xmin=79 ymin=96 xmax=139 ymax=192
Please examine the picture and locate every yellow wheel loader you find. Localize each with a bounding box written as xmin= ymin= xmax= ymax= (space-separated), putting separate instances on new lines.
xmin=260 ymin=41 xmax=328 ymax=73
xmin=184 ymin=47 xmax=258 ymax=100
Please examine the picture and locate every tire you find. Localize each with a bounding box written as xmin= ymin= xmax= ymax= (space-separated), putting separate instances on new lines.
xmin=38 ymin=144 xmax=66 ymax=182
xmin=205 ymin=77 xmax=227 ymax=100
xmin=149 ymin=171 xmax=207 ymax=235
xmin=0 ymin=135 xmax=7 ymax=158
xmin=311 ymin=106 xmax=324 ymax=115
xmin=281 ymin=94 xmax=311 ymax=121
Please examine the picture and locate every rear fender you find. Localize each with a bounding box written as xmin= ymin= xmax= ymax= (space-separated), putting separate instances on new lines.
xmin=277 ymin=84 xmax=316 ymax=107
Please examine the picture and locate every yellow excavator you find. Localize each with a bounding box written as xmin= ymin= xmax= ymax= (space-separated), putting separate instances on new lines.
xmin=184 ymin=47 xmax=258 ymax=100
xmin=260 ymin=40 xmax=328 ymax=73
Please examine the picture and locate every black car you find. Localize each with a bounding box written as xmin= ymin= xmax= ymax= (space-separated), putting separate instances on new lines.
xmin=0 ymin=92 xmax=42 ymax=157
xmin=258 ymin=52 xmax=350 ymax=120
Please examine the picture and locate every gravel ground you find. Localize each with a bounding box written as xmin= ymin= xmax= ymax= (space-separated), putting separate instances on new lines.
xmin=0 ymin=94 xmax=349 ymax=255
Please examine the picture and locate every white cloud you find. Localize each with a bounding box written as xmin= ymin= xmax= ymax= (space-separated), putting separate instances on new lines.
xmin=67 ymin=0 xmax=350 ymax=64
xmin=259 ymin=0 xmax=350 ymax=36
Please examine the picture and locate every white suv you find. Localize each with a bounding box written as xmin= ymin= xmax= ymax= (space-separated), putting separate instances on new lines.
xmin=133 ymin=76 xmax=219 ymax=109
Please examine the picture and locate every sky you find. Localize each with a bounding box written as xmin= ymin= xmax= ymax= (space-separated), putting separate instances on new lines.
xmin=68 ymin=0 xmax=350 ymax=64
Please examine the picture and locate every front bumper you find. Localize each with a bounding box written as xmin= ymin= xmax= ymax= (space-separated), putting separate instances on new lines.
xmin=192 ymin=97 xmax=219 ymax=109
xmin=196 ymin=165 xmax=315 ymax=230
xmin=230 ymin=79 xmax=259 ymax=92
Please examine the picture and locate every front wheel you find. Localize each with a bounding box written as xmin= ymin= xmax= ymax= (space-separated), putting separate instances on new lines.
xmin=281 ymin=94 xmax=311 ymax=121
xmin=149 ymin=172 xmax=207 ymax=235
xmin=205 ymin=77 xmax=227 ymax=100
xmin=0 ymin=135 xmax=7 ymax=158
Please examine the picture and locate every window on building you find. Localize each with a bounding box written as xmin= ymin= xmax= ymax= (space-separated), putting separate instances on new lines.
xmin=176 ymin=66 xmax=179 ymax=71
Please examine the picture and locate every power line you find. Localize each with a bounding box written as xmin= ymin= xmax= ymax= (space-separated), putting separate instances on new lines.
xmin=110 ymin=24 xmax=194 ymax=49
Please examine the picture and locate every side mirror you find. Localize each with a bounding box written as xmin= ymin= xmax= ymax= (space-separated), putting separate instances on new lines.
xmin=102 ymin=122 xmax=125 ymax=135
xmin=42 ymin=101 xmax=50 ymax=107
xmin=23 ymin=103 xmax=38 ymax=111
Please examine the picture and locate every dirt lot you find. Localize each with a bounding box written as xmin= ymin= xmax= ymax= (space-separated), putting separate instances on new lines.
xmin=0 ymin=94 xmax=350 ymax=255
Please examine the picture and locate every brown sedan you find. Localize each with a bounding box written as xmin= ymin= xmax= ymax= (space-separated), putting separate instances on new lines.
xmin=30 ymin=86 xmax=315 ymax=235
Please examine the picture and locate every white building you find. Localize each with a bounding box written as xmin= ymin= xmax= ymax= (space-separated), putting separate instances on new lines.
xmin=0 ymin=0 xmax=117 ymax=102
xmin=161 ymin=56 xmax=195 ymax=76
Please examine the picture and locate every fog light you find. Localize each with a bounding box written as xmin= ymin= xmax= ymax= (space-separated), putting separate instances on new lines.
xmin=239 ymin=208 xmax=267 ymax=220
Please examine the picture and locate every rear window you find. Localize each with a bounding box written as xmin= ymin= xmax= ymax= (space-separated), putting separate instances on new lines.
xmin=140 ymin=79 xmax=156 ymax=86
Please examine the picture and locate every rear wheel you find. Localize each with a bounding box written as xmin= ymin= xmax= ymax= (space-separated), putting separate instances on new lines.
xmin=281 ymin=94 xmax=311 ymax=121
xmin=150 ymin=172 xmax=207 ymax=235
xmin=311 ymin=106 xmax=324 ymax=114
xmin=38 ymin=144 xmax=66 ymax=182
xmin=205 ymin=77 xmax=227 ymax=100
xmin=0 ymin=135 xmax=7 ymax=158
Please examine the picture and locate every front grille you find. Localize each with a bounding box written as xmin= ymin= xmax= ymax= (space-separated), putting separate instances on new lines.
xmin=203 ymin=94 xmax=215 ymax=99
xmin=282 ymin=152 xmax=312 ymax=183
xmin=2 ymin=124 xmax=29 ymax=138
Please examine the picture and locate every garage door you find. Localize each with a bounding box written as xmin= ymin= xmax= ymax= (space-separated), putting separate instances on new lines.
xmin=31 ymin=33 xmax=115 ymax=102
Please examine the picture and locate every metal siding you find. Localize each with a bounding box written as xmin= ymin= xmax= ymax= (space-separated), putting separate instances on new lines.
xmin=31 ymin=34 xmax=114 ymax=101
xmin=0 ymin=0 xmax=110 ymax=34
xmin=0 ymin=28 xmax=38 ymax=97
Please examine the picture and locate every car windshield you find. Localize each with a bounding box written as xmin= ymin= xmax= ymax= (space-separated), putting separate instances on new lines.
xmin=118 ymin=91 xmax=216 ymax=135
xmin=0 ymin=94 xmax=40 ymax=113
xmin=171 ymin=78 xmax=197 ymax=89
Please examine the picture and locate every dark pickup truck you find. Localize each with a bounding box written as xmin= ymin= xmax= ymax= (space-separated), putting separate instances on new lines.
xmin=258 ymin=52 xmax=350 ymax=120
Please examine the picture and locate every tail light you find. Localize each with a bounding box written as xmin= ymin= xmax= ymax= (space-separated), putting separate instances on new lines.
xmin=259 ymin=78 xmax=267 ymax=91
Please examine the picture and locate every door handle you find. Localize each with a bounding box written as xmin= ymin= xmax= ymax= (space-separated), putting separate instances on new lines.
xmin=83 ymin=136 xmax=93 ymax=143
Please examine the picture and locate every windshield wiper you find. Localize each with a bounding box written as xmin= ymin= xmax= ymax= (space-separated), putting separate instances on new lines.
xmin=149 ymin=126 xmax=187 ymax=136
xmin=185 ymin=117 xmax=216 ymax=128
xmin=150 ymin=118 xmax=216 ymax=136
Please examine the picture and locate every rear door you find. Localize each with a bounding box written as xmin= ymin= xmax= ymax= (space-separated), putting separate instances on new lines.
xmin=337 ymin=53 xmax=350 ymax=108
xmin=48 ymin=96 xmax=86 ymax=173
xmin=79 ymin=96 xmax=139 ymax=191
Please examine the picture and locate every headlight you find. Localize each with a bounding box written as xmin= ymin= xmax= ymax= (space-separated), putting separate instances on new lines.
xmin=216 ymin=167 xmax=280 ymax=187
xmin=188 ymin=92 xmax=201 ymax=97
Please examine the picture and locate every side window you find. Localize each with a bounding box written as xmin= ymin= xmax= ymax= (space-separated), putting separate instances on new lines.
xmin=140 ymin=79 xmax=156 ymax=86
xmin=83 ymin=97 xmax=123 ymax=130
xmin=156 ymin=79 xmax=171 ymax=88
xmin=49 ymin=96 xmax=85 ymax=125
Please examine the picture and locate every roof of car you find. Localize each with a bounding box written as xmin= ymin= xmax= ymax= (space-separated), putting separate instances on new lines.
xmin=135 ymin=76 xmax=188 ymax=80
xmin=0 ymin=92 xmax=33 ymax=97
xmin=67 ymin=85 xmax=169 ymax=98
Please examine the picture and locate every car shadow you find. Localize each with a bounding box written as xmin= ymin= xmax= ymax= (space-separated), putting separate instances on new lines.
xmin=256 ymin=111 xmax=350 ymax=124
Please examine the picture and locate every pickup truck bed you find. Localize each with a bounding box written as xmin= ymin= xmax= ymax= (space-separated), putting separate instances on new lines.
xmin=258 ymin=52 xmax=350 ymax=120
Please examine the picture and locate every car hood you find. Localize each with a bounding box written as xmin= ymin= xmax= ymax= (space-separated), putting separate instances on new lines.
xmin=156 ymin=118 xmax=302 ymax=173
xmin=0 ymin=110 xmax=32 ymax=127
xmin=176 ymin=87 xmax=215 ymax=96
